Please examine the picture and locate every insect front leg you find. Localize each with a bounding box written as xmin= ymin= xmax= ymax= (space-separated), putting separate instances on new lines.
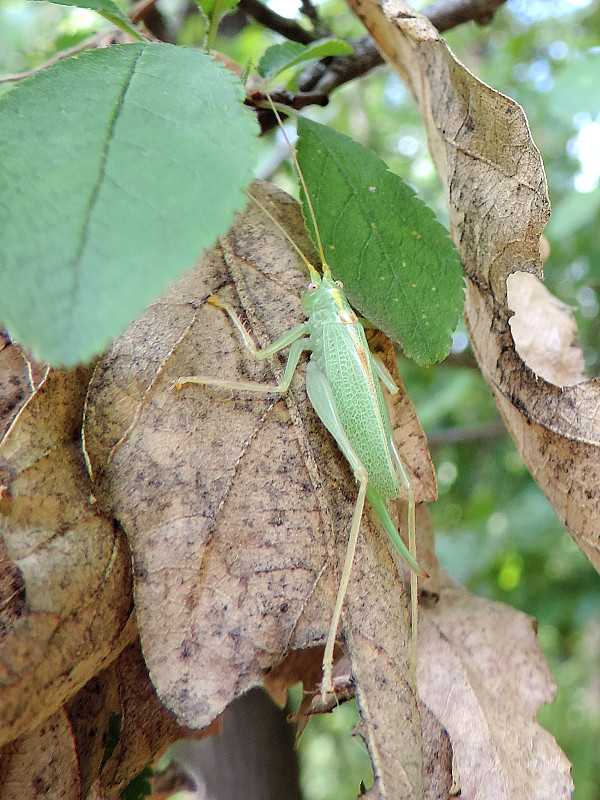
xmin=174 ymin=295 xmax=311 ymax=394
xmin=305 ymin=361 xmax=371 ymax=701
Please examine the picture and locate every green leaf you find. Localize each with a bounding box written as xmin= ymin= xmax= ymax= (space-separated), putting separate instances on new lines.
xmin=30 ymin=0 xmax=143 ymax=39
xmin=296 ymin=118 xmax=464 ymax=365
xmin=0 ymin=44 xmax=258 ymax=366
xmin=258 ymin=38 xmax=353 ymax=80
xmin=120 ymin=766 xmax=153 ymax=800
xmin=195 ymin=0 xmax=240 ymax=19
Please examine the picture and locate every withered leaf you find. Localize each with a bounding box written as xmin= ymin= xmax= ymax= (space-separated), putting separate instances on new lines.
xmin=507 ymin=272 xmax=586 ymax=387
xmin=419 ymin=570 xmax=573 ymax=800
xmin=66 ymin=640 xmax=203 ymax=800
xmin=0 ymin=708 xmax=80 ymax=800
xmin=0 ymin=335 xmax=47 ymax=440
xmin=0 ymin=639 xmax=200 ymax=800
xmin=83 ymin=181 xmax=436 ymax=798
xmin=0 ymin=361 xmax=135 ymax=747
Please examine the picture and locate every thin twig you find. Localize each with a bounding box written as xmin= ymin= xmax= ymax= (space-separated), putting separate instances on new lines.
xmin=436 ymin=349 xmax=479 ymax=370
xmin=299 ymin=0 xmax=333 ymax=38
xmin=298 ymin=34 xmax=384 ymax=95
xmin=422 ymin=0 xmax=508 ymax=30
xmin=300 ymin=0 xmax=321 ymax=30
xmin=129 ymin=0 xmax=158 ymax=24
xmin=247 ymin=89 xmax=328 ymax=134
xmin=0 ymin=0 xmax=156 ymax=85
xmin=0 ymin=31 xmax=117 ymax=84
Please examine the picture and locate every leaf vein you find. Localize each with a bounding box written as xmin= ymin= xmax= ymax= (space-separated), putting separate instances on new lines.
xmin=67 ymin=44 xmax=146 ymax=336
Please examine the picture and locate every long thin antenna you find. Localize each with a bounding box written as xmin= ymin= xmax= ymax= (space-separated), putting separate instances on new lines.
xmin=264 ymin=93 xmax=330 ymax=276
xmin=247 ymin=189 xmax=320 ymax=282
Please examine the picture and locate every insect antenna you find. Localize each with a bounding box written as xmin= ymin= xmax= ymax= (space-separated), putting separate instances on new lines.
xmin=262 ymin=93 xmax=331 ymax=279
xmin=247 ymin=189 xmax=321 ymax=283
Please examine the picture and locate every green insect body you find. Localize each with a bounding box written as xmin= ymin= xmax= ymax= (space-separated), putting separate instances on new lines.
xmin=302 ymin=269 xmax=422 ymax=574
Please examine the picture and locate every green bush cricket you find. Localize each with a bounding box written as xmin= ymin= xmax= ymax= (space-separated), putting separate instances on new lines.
xmin=175 ymin=103 xmax=428 ymax=700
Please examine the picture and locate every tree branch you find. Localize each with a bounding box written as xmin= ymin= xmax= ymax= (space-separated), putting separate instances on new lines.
xmin=299 ymin=0 xmax=323 ymax=32
xmin=298 ymin=0 xmax=508 ymax=93
xmin=238 ymin=0 xmax=318 ymax=44
xmin=247 ymin=89 xmax=329 ymax=135
xmin=0 ymin=31 xmax=117 ymax=84
xmin=423 ymin=0 xmax=508 ymax=30
xmin=129 ymin=0 xmax=158 ymax=24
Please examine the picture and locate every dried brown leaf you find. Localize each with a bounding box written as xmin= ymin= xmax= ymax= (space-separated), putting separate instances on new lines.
xmin=347 ymin=0 xmax=600 ymax=572
xmin=0 ymin=708 xmax=80 ymax=800
xmin=0 ymin=639 xmax=199 ymax=800
xmin=0 ymin=334 xmax=48 ymax=440
xmin=264 ymin=647 xmax=332 ymax=709
xmin=0 ymin=338 xmax=32 ymax=440
xmin=83 ymin=182 xmax=437 ymax=798
xmin=507 ymin=272 xmax=586 ymax=386
xmin=66 ymin=640 xmax=202 ymax=800
xmin=418 ymin=571 xmax=573 ymax=799
xmin=418 ymin=700 xmax=453 ymax=800
xmin=349 ymin=521 xmax=422 ymax=798
xmin=0 ymin=364 xmax=135 ymax=747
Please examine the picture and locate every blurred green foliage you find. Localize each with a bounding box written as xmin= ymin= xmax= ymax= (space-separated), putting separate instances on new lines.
xmin=2 ymin=0 xmax=600 ymax=796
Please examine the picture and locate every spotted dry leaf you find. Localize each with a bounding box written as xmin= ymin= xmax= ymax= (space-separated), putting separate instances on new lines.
xmin=0 ymin=356 xmax=135 ymax=748
xmin=0 ymin=708 xmax=80 ymax=800
xmin=82 ymin=182 xmax=437 ymax=799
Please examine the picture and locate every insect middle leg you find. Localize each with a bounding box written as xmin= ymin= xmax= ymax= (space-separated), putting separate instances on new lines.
xmin=174 ymin=295 xmax=311 ymax=394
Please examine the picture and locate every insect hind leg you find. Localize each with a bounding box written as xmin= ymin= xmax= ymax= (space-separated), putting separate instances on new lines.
xmin=389 ymin=436 xmax=421 ymax=691
xmin=305 ymin=361 xmax=370 ymax=701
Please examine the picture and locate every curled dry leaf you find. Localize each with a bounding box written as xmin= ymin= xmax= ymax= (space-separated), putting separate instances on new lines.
xmin=418 ymin=569 xmax=573 ymax=800
xmin=0 ymin=638 xmax=199 ymax=800
xmin=0 ymin=354 xmax=135 ymax=748
xmin=507 ymin=272 xmax=585 ymax=387
xmin=0 ymin=333 xmax=47 ymax=440
xmin=347 ymin=0 xmax=600 ymax=570
xmin=82 ymin=181 xmax=437 ymax=799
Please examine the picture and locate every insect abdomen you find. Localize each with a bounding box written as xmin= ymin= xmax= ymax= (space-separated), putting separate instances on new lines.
xmin=316 ymin=321 xmax=399 ymax=499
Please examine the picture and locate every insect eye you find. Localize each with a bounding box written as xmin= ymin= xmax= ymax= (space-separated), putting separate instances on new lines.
xmin=335 ymin=280 xmax=344 ymax=287
xmin=308 ymin=282 xmax=319 ymax=291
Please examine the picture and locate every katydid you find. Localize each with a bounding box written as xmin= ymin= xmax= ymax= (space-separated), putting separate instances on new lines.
xmin=175 ymin=110 xmax=427 ymax=700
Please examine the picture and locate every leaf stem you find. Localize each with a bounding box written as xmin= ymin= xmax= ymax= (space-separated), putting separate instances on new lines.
xmin=204 ymin=0 xmax=225 ymax=52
